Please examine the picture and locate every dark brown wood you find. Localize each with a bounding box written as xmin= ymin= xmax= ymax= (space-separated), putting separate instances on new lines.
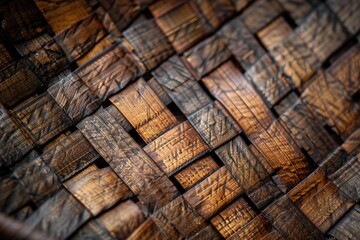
xmin=55 ymin=14 xmax=107 ymax=62
xmin=273 ymin=92 xmax=299 ymax=116
xmin=110 ymin=79 xmax=178 ymax=143
xmin=327 ymin=0 xmax=360 ymax=34
xmin=188 ymin=225 xmax=222 ymax=240
xmin=150 ymin=0 xmax=212 ymax=52
xmin=123 ymin=16 xmax=175 ymax=70
xmin=24 ymin=189 xmax=91 ymax=239
xmin=248 ymin=180 xmax=282 ymax=209
xmin=257 ymin=17 xmax=292 ymax=51
xmin=328 ymin=204 xmax=360 ymax=240
xmin=0 ymin=41 xmax=15 ymax=70
xmin=342 ymin=128 xmax=360 ymax=155
xmin=153 ymin=56 xmax=212 ymax=116
xmin=174 ymin=156 xmax=219 ymax=191
xmin=184 ymin=34 xmax=232 ymax=78
xmin=183 ymin=166 xmax=243 ymax=219
xmin=276 ymin=0 xmax=315 ymax=24
xmin=194 ymin=0 xmax=235 ymax=29
xmin=12 ymin=92 xmax=73 ymax=146
xmin=75 ymin=41 xmax=146 ymax=101
xmin=41 ymin=130 xmax=100 ymax=182
xmin=105 ymin=105 xmax=133 ymax=132
xmin=147 ymin=77 xmax=172 ymax=106
xmin=189 ymin=101 xmax=240 ymax=149
xmin=220 ymin=16 xmax=266 ymax=70
xmin=144 ymin=121 xmax=209 ymax=176
xmin=70 ymin=219 xmax=114 ymax=240
xmin=48 ymin=72 xmax=101 ymax=123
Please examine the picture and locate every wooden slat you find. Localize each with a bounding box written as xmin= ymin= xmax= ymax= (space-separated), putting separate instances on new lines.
xmin=189 ymin=101 xmax=240 ymax=149
xmin=12 ymin=154 xmax=62 ymax=205
xmin=273 ymin=92 xmax=299 ymax=116
xmin=188 ymin=225 xmax=222 ymax=240
xmin=174 ymin=156 xmax=219 ymax=191
xmin=55 ymin=14 xmax=107 ymax=62
xmin=77 ymin=109 xmax=179 ymax=211
xmin=0 ymin=0 xmax=46 ymax=42
xmin=70 ymin=219 xmax=114 ymax=240
xmin=183 ymin=166 xmax=244 ymax=219
xmin=328 ymin=204 xmax=360 ymax=240
xmin=280 ymin=99 xmax=337 ymax=164
xmin=231 ymin=0 xmax=251 ymax=11
xmin=287 ymin=168 xmax=355 ymax=233
xmin=327 ymin=0 xmax=360 ymax=34
xmin=215 ymin=136 xmax=269 ymax=192
xmin=12 ymin=92 xmax=73 ymax=146
xmin=149 ymin=0 xmax=212 ymax=52
xmin=123 ymin=16 xmax=174 ymax=70
xmin=301 ymin=71 xmax=360 ymax=140
xmin=41 ymin=130 xmax=99 ymax=182
xmin=270 ymin=32 xmax=318 ymax=91
xmin=153 ymin=56 xmax=212 ymax=116
xmin=147 ymin=77 xmax=172 ymax=106
xmin=65 ymin=167 xmax=134 ymax=215
xmin=48 ymin=72 xmax=101 ymax=123
xmin=0 ymin=104 xmax=34 ymax=166
xmin=0 ymin=60 xmax=42 ymax=108
xmin=75 ymin=41 xmax=145 ymax=101
xmin=264 ymin=195 xmax=324 ymax=239
xmin=276 ymin=0 xmax=315 ymax=24
xmin=194 ymin=0 xmax=235 ymax=29
xmin=297 ymin=4 xmax=348 ymax=62
xmin=240 ymin=0 xmax=282 ymax=33
xmin=110 ymin=79 xmax=178 ymax=143
xmin=93 ymin=6 xmax=122 ymax=38
xmin=105 ymin=105 xmax=133 ymax=132
xmin=144 ymin=121 xmax=209 ymax=176
xmin=24 ymin=189 xmax=91 ymax=239
xmin=0 ymin=41 xmax=15 ymax=70
xmin=342 ymin=128 xmax=360 ymax=155
xmin=127 ymin=217 xmax=170 ymax=240
xmin=319 ymin=147 xmax=351 ymax=177
xmin=219 ymin=16 xmax=265 ymax=69
xmin=99 ymin=200 xmax=145 ymax=239
xmin=184 ymin=34 xmax=232 ymax=78
xmin=228 ymin=214 xmax=285 ymax=240
xmin=211 ymin=198 xmax=256 ymax=238
xmin=152 ymin=195 xmax=206 ymax=238
xmin=245 ymin=54 xmax=291 ymax=106
xmin=257 ymin=17 xmax=292 ymax=51
xmin=34 ymin=0 xmax=93 ymax=34
xmin=248 ymin=180 xmax=282 ymax=209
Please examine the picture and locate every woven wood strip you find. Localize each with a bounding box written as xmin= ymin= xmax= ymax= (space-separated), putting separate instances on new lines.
xmin=0 ymin=0 xmax=359 ymax=239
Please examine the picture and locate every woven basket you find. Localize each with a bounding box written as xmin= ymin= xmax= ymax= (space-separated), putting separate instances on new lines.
xmin=0 ymin=0 xmax=359 ymax=239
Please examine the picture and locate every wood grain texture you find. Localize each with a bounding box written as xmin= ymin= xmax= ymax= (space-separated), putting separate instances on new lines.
xmin=231 ymin=0 xmax=251 ymax=11
xmin=194 ymin=0 xmax=235 ymax=28
xmin=0 ymin=0 xmax=46 ymax=42
xmin=147 ymin=77 xmax=172 ymax=106
xmin=328 ymin=204 xmax=360 ymax=240
xmin=280 ymin=100 xmax=337 ymax=164
xmin=215 ymin=136 xmax=269 ymax=192
xmin=220 ymin=16 xmax=266 ymax=70
xmin=48 ymin=72 xmax=101 ymax=123
xmin=174 ymin=156 xmax=219 ymax=191
xmin=152 ymin=195 xmax=206 ymax=238
xmin=257 ymin=17 xmax=292 ymax=51
xmin=245 ymin=54 xmax=292 ymax=106
xmin=228 ymin=214 xmax=285 ymax=240
xmin=76 ymin=41 xmax=145 ymax=101
xmin=34 ymin=0 xmax=93 ymax=34
xmin=189 ymin=101 xmax=240 ymax=149
xmin=12 ymin=92 xmax=73 ymax=146
xmin=248 ymin=180 xmax=282 ymax=209
xmin=127 ymin=217 xmax=170 ymax=240
xmin=183 ymin=166 xmax=244 ymax=219
xmin=301 ymin=71 xmax=360 ymax=140
xmin=271 ymin=32 xmax=318 ymax=91
xmin=25 ymin=189 xmax=91 ymax=240
xmin=105 ymin=105 xmax=133 ymax=132
xmin=41 ymin=130 xmax=99 ymax=182
xmin=287 ymin=168 xmax=355 ymax=233
xmin=55 ymin=13 xmax=107 ymax=62
xmin=70 ymin=219 xmax=114 ymax=240
xmin=153 ymin=56 xmax=212 ymax=116
xmin=342 ymin=128 xmax=360 ymax=155
xmin=276 ymin=0 xmax=315 ymax=24
xmin=188 ymin=225 xmax=222 ymax=240
xmin=77 ymin=109 xmax=179 ymax=210
xmin=110 ymin=79 xmax=178 ymax=143
xmin=123 ymin=16 xmax=174 ymax=70
xmin=0 ymin=41 xmax=15 ymax=70
xmin=211 ymin=198 xmax=256 ymax=238
xmin=65 ymin=167 xmax=134 ymax=215
xmin=274 ymin=92 xmax=299 ymax=116
xmin=297 ymin=4 xmax=348 ymax=62
xmin=144 ymin=121 xmax=209 ymax=176
xmin=319 ymin=147 xmax=351 ymax=177
xmin=327 ymin=0 xmax=360 ymax=34
xmin=264 ymin=195 xmax=324 ymax=240
xmin=150 ymin=0 xmax=212 ymax=52
xmin=0 ymin=60 xmax=42 ymax=108
xmin=99 ymin=200 xmax=145 ymax=239
xmin=240 ymin=0 xmax=282 ymax=33
xmin=0 ymin=104 xmax=34 ymax=166
xmin=184 ymin=34 xmax=232 ymax=78
xmin=12 ymin=155 xmax=62 ymax=205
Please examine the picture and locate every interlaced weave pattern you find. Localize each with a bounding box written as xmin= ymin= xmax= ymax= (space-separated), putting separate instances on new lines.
xmin=0 ymin=0 xmax=359 ymax=239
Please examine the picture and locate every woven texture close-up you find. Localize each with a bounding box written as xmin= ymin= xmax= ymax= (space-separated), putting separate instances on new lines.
xmin=0 ymin=0 xmax=360 ymax=239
